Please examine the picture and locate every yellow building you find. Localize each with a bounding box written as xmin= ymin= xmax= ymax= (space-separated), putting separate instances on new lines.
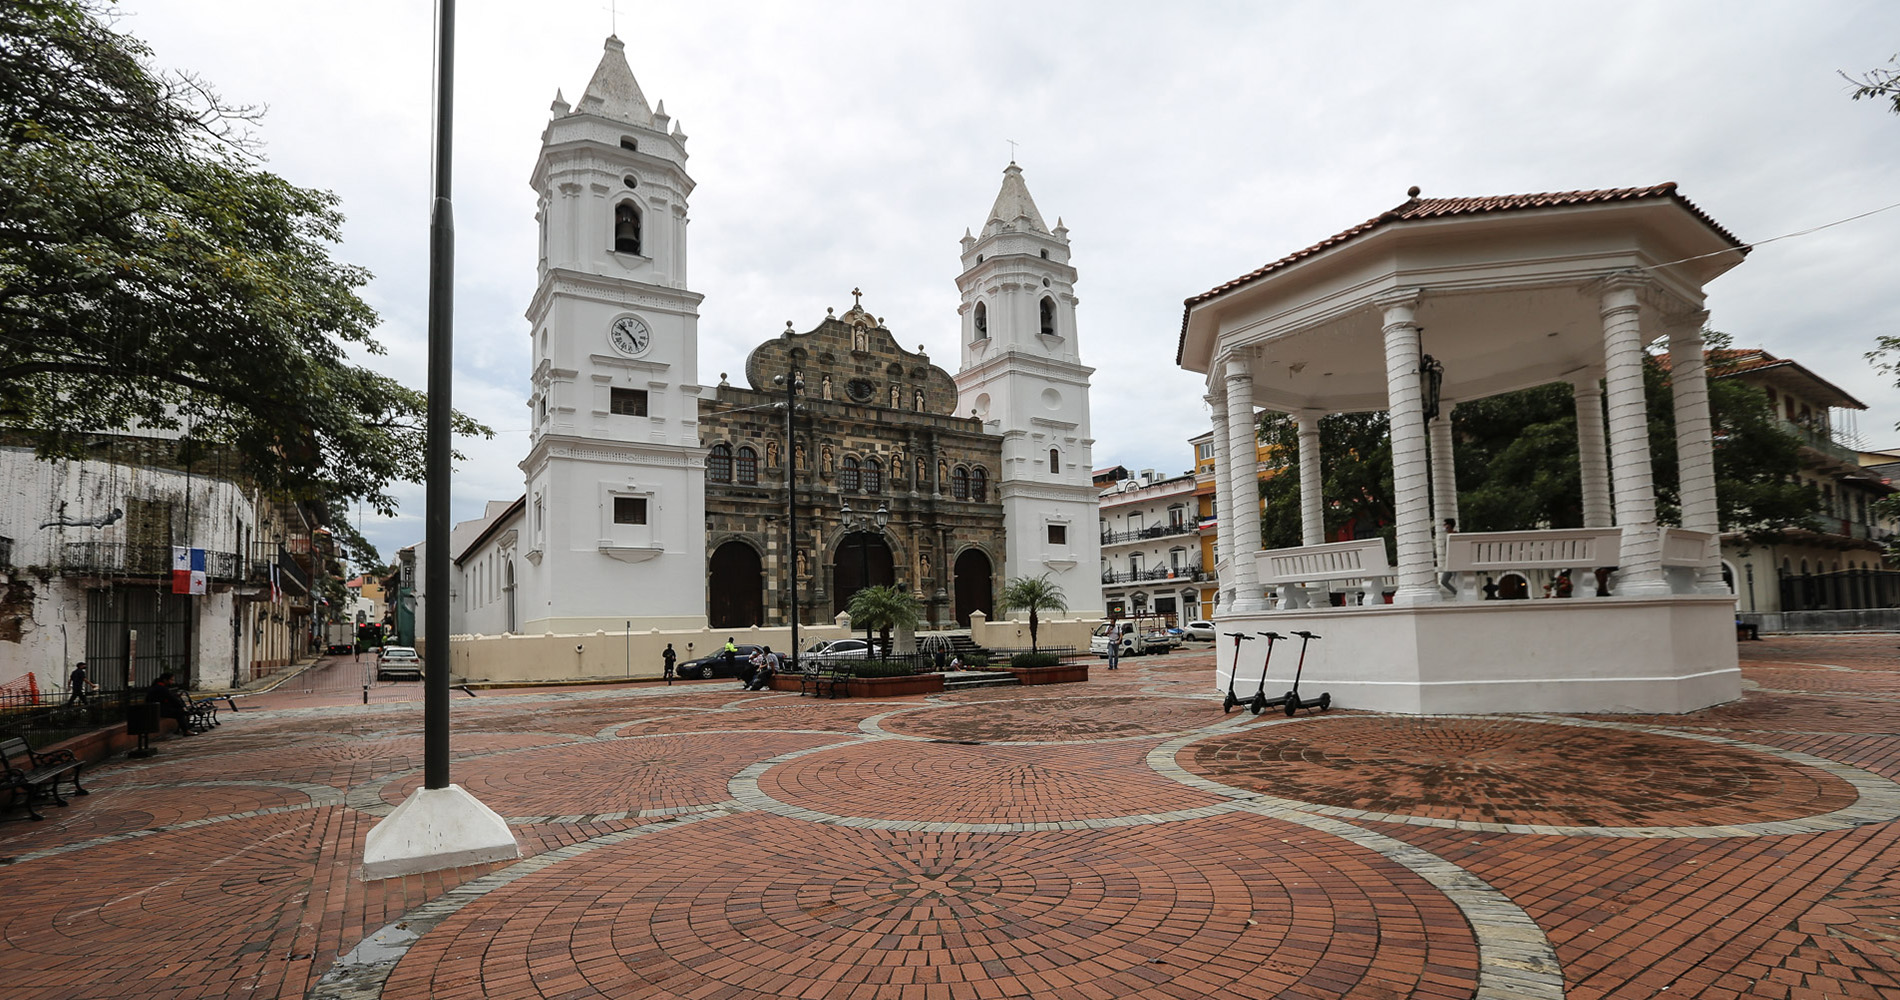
xmin=1187 ymin=430 xmax=1275 ymax=619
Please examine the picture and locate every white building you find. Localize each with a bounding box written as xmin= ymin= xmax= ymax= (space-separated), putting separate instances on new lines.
xmin=447 ymin=38 xmax=1103 ymax=635
xmin=1097 ymin=471 xmax=1204 ymax=621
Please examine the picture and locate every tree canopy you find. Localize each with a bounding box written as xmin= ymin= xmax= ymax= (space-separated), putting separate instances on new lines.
xmin=1842 ymin=53 xmax=1900 ymax=116
xmin=843 ymin=585 xmax=920 ymax=657
xmin=0 ymin=0 xmax=489 ymax=515
xmin=999 ymin=574 xmax=1067 ymax=653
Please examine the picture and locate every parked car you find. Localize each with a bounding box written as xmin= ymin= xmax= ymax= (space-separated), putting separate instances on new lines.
xmin=802 ymin=638 xmax=875 ymax=663
xmin=677 ymin=643 xmax=765 ymax=680
xmin=325 ymin=642 xmax=355 ymax=655
xmin=1182 ymin=620 xmax=1217 ymax=641
xmin=376 ymin=646 xmax=423 ymax=681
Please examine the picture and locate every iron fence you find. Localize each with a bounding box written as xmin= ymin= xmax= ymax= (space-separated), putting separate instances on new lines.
xmin=1778 ymin=569 xmax=1900 ymax=612
xmin=1099 ymin=522 xmax=1199 ymax=546
xmin=58 ymin=542 xmax=241 ymax=580
xmin=0 ymin=534 xmax=12 ymax=569
xmin=1101 ymin=566 xmax=1207 ymax=584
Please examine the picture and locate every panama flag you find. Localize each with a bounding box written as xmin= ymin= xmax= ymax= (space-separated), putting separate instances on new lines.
xmin=171 ymin=546 xmax=207 ymax=595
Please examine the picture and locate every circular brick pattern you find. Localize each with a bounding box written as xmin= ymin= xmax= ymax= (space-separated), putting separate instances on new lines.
xmin=0 ymin=783 xmax=315 ymax=854
xmin=761 ymin=740 xmax=1225 ymax=824
xmin=614 ymin=701 xmax=879 ymax=738
xmin=1186 ymin=717 xmax=1861 ymax=828
xmin=882 ymin=695 xmax=1216 ymax=742
xmin=385 ymin=812 xmax=1480 ymax=1000
xmin=379 ymin=732 xmax=843 ymax=816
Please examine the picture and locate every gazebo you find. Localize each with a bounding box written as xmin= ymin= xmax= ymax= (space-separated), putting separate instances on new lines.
xmin=1178 ymin=185 xmax=1747 ymax=714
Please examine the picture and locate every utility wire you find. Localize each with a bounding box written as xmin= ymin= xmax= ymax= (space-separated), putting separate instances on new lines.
xmin=1642 ymin=199 xmax=1900 ymax=273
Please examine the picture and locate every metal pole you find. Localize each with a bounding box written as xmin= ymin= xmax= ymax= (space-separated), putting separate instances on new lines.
xmin=422 ymin=0 xmax=455 ymax=791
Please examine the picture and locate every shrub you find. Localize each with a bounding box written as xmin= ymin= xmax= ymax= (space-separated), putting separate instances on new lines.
xmin=1010 ymin=652 xmax=1061 ymax=669
xmin=851 ymin=660 xmax=917 ymax=678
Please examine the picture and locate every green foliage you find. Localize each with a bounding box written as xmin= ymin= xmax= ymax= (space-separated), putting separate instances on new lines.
xmin=844 ymin=585 xmax=920 ymax=655
xmin=1256 ymin=411 xmax=1394 ymax=554
xmin=999 ymin=574 xmax=1067 ymax=653
xmin=0 ymin=0 xmax=491 ymax=515
xmin=1842 ymin=53 xmax=1900 ymax=116
xmin=850 ymin=660 xmax=918 ymax=678
xmin=1451 ymin=384 xmax=1582 ymax=531
xmin=1009 ymin=652 xmax=1061 ymax=669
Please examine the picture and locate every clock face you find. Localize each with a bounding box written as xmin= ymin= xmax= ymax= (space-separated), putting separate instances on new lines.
xmin=608 ymin=316 xmax=651 ymax=356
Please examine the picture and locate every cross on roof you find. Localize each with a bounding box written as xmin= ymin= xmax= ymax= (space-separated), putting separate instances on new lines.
xmin=852 ymin=287 xmax=863 ymax=308
xmin=1006 ymin=139 xmax=1018 ymax=162
xmin=602 ymin=0 xmax=620 ymax=34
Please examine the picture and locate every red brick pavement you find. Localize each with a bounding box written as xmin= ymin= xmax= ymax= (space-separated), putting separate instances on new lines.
xmin=0 ymin=635 xmax=1892 ymax=1000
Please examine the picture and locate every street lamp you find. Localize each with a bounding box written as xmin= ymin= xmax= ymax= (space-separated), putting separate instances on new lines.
xmin=773 ymin=369 xmax=804 ymax=665
xmin=840 ymin=499 xmax=890 ymax=649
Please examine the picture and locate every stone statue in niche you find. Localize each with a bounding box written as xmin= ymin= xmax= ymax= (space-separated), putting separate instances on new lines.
xmin=797 ymin=550 xmax=808 ymax=577
xmin=920 ymin=552 xmax=931 ymax=579
xmin=766 ymin=440 xmax=780 ymax=468
xmin=937 ymin=459 xmax=947 ymax=487
xmin=795 ymin=443 xmax=806 ymax=470
xmin=916 ymin=458 xmax=927 ymax=483
xmin=890 ymin=385 xmax=900 ymax=408
xmin=891 ymin=450 xmax=904 ymax=479
xmin=822 ymin=374 xmax=833 ymax=400
xmin=853 ymin=325 xmax=869 ymax=352
xmin=914 ymin=388 xmax=925 ymax=411
xmin=822 ymin=444 xmax=834 ymax=473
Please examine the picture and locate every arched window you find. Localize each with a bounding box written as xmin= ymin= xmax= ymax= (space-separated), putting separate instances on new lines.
xmin=1040 ymin=296 xmax=1056 ymax=336
xmin=841 ymin=455 xmax=861 ymax=492
xmin=952 ymin=466 xmax=970 ymax=500
xmin=614 ymin=202 xmax=642 ymax=255
xmin=971 ymin=466 xmax=987 ymax=501
xmin=708 ymin=443 xmax=732 ymax=482
xmin=736 ymin=446 xmax=758 ymax=485
xmin=864 ymin=457 xmax=882 ymax=494
xmin=973 ymin=301 xmax=987 ymax=339
xmin=1049 ymin=448 xmax=1061 ymax=476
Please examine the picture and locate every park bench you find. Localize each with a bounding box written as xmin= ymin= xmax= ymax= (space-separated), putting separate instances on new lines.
xmin=1257 ymin=538 xmax=1394 ymax=608
xmin=184 ymin=691 xmax=237 ymax=731
xmin=799 ymin=662 xmax=852 ymax=699
xmin=1 ymin=735 xmax=88 ymax=822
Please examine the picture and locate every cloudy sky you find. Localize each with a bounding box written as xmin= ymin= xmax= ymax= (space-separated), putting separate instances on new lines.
xmin=116 ymin=0 xmax=1900 ymax=565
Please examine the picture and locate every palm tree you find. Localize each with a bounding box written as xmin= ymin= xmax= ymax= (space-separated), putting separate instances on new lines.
xmin=845 ymin=585 xmax=921 ymax=658
xmin=1000 ymin=574 xmax=1068 ymax=653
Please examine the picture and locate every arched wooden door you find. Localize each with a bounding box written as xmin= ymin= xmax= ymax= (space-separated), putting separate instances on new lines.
xmin=953 ymin=549 xmax=993 ymax=626
xmin=709 ymin=542 xmax=764 ymax=627
xmin=832 ymin=534 xmax=895 ymax=615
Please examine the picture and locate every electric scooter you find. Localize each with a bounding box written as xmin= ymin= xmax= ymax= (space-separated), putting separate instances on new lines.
xmin=1248 ymin=631 xmax=1296 ymax=715
xmin=1220 ymin=632 xmax=1256 ymax=712
xmin=1281 ymin=629 xmax=1332 ymax=716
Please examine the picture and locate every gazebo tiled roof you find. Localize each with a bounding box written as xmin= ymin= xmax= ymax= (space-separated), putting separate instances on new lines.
xmin=1177 ymin=183 xmax=1747 ymax=364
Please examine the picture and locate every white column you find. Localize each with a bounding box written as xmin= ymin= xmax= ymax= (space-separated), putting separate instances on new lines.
xmin=1205 ymin=389 xmax=1233 ymax=616
xmin=1378 ymin=290 xmax=1439 ymax=605
xmin=1599 ymin=276 xmax=1668 ymax=595
xmin=1428 ymin=409 xmax=1459 ymax=532
xmin=1296 ymin=411 xmax=1325 ymax=546
xmin=1668 ymin=312 xmax=1726 ymax=593
xmin=1572 ymin=375 xmax=1612 ymax=528
xmin=1223 ymin=351 xmax=1267 ymax=612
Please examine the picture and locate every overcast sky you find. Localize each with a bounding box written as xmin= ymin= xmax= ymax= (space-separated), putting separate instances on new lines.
xmin=116 ymin=0 xmax=1900 ymax=566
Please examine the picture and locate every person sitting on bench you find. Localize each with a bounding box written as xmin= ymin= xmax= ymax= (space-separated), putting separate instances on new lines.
xmin=146 ymin=671 xmax=195 ymax=736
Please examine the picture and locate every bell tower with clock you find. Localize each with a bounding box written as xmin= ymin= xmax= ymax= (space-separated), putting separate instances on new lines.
xmin=515 ymin=35 xmax=708 ymax=632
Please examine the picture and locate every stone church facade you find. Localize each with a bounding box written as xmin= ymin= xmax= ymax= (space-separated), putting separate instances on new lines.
xmin=700 ymin=301 xmax=1005 ymax=628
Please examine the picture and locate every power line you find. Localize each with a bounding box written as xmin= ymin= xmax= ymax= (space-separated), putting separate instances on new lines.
xmin=1642 ymin=199 xmax=1900 ymax=273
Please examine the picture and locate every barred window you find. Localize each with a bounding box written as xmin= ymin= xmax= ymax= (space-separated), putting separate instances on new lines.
xmin=708 ymin=443 xmax=732 ymax=483
xmin=610 ymin=387 xmax=647 ymax=416
xmin=736 ymin=446 xmax=758 ymax=485
xmin=864 ymin=458 xmax=882 ymax=494
xmin=841 ymin=455 xmax=861 ymax=492
xmin=971 ymin=467 xmax=987 ymax=501
xmin=952 ymin=466 xmax=970 ymax=500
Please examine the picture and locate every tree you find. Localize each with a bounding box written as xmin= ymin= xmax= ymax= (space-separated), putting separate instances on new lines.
xmin=999 ymin=574 xmax=1067 ymax=653
xmin=0 ymin=0 xmax=490 ymax=515
xmin=843 ymin=585 xmax=919 ymax=658
xmin=1256 ymin=411 xmax=1394 ymax=555
xmin=1842 ymin=53 xmax=1900 ymax=115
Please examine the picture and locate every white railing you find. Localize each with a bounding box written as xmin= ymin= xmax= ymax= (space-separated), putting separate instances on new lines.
xmin=1445 ymin=528 xmax=1621 ymax=573
xmin=1659 ymin=527 xmax=1714 ymax=567
xmin=1255 ymin=538 xmax=1392 ymax=608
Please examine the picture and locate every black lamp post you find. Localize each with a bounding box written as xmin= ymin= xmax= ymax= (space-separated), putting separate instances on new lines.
xmin=773 ymin=370 xmax=804 ymax=665
xmin=840 ymin=499 xmax=890 ymax=649
xmin=1419 ymin=354 xmax=1445 ymax=420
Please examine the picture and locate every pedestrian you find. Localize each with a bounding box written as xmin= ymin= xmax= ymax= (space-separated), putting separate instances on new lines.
xmin=721 ymin=637 xmax=738 ymax=675
xmin=67 ymin=661 xmax=94 ymax=706
xmin=1437 ymin=518 xmax=1457 ymax=595
xmin=146 ymin=671 xmax=193 ymax=736
xmin=746 ymin=646 xmax=779 ymax=691
xmin=662 ymin=643 xmax=677 ymax=684
xmin=740 ymin=649 xmax=762 ymax=688
xmin=1105 ymin=622 xmax=1121 ymax=670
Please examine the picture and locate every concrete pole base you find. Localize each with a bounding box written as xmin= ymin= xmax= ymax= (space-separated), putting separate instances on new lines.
xmin=363 ymin=784 xmax=518 ymax=881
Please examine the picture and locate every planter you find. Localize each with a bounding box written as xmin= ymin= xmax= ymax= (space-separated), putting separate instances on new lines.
xmin=768 ymin=675 xmax=803 ymax=693
xmin=845 ymin=674 xmax=944 ymax=698
xmin=1006 ymin=663 xmax=1090 ymax=686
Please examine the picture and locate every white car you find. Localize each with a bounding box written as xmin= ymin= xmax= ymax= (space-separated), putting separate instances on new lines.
xmin=803 ymin=638 xmax=875 ymax=663
xmin=376 ymin=646 xmax=423 ymax=681
xmin=1182 ymin=621 xmax=1217 ymax=641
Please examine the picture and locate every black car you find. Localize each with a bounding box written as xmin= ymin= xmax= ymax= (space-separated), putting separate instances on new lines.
xmin=677 ymin=644 xmax=765 ymax=680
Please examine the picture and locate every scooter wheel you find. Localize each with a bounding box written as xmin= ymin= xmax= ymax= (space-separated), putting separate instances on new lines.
xmin=1318 ymin=693 xmax=1332 ymax=711
xmin=1223 ymin=693 xmax=1237 ymax=712
xmin=1284 ymin=696 xmax=1300 ymax=717
xmin=1249 ymin=695 xmax=1266 ymax=715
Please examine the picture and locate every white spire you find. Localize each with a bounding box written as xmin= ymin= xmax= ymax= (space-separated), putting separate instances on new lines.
xmin=982 ymin=162 xmax=1049 ymax=237
xmin=575 ymin=36 xmax=653 ymax=126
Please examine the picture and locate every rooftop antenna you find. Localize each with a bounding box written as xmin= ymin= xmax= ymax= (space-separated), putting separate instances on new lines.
xmin=1006 ymin=138 xmax=1018 ymax=163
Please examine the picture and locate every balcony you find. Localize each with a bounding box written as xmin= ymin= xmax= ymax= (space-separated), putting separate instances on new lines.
xmin=1778 ymin=418 xmax=1862 ymax=466
xmin=1099 ymin=521 xmax=1199 ymax=546
xmin=58 ymin=542 xmax=242 ymax=581
xmin=249 ymin=542 xmax=310 ymax=594
xmin=1102 ymin=565 xmax=1208 ymax=585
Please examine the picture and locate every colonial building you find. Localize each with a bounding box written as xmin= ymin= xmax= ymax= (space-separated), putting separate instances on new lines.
xmin=1096 ymin=470 xmax=1202 ymax=621
xmin=445 ymin=38 xmax=1101 ymax=635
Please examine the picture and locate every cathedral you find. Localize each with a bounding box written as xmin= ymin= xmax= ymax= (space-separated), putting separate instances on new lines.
xmin=449 ymin=37 xmax=1102 ymax=636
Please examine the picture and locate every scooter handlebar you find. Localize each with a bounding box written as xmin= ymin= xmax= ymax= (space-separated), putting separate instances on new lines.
xmin=1291 ymin=630 xmax=1323 ymax=640
xmin=1256 ymin=631 xmax=1286 ymax=640
xmin=1224 ymin=632 xmax=1255 ymax=642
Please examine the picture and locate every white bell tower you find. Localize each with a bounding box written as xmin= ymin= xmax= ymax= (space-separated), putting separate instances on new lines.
xmin=954 ymin=163 xmax=1104 ymax=618
xmin=515 ymin=36 xmax=708 ymax=633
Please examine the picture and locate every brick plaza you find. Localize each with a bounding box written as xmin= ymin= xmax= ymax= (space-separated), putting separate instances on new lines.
xmin=1 ymin=635 xmax=1896 ymax=999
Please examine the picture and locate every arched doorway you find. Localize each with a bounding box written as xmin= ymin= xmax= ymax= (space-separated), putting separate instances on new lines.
xmin=709 ymin=541 xmax=764 ymax=627
xmin=832 ymin=534 xmax=895 ymax=615
xmin=953 ymin=549 xmax=993 ymax=626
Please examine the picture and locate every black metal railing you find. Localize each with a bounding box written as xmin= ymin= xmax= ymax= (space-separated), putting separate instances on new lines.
xmin=0 ymin=535 xmax=12 ymax=569
xmin=1778 ymin=569 xmax=1900 ymax=612
xmin=249 ymin=542 xmax=310 ymax=593
xmin=1099 ymin=522 xmax=1198 ymax=546
xmin=58 ymin=542 xmax=241 ymax=580
xmin=1101 ymin=566 xmax=1206 ymax=584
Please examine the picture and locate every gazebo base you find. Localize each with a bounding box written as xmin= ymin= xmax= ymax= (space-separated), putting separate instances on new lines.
xmin=1216 ymin=594 xmax=1740 ymax=715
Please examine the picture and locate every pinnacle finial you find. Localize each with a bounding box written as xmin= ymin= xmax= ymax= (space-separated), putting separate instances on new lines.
xmin=1407 ymin=185 xmax=1421 ymax=199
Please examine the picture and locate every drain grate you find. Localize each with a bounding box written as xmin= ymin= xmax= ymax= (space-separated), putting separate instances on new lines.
xmin=927 ymin=739 xmax=987 ymax=746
